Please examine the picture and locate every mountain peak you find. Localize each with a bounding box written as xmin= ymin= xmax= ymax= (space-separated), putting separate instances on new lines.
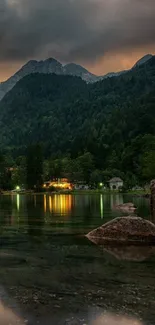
xmin=64 ymin=63 xmax=88 ymax=72
xmin=63 ymin=63 xmax=98 ymax=83
xmin=133 ymin=54 xmax=153 ymax=68
xmin=0 ymin=53 xmax=154 ymax=101
xmin=44 ymin=57 xmax=60 ymax=64
xmin=24 ymin=59 xmax=38 ymax=65
xmin=21 ymin=60 xmax=38 ymax=70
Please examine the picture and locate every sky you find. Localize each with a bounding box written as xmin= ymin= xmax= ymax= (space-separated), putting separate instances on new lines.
xmin=0 ymin=0 xmax=155 ymax=81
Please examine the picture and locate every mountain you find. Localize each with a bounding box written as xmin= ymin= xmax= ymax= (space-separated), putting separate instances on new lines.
xmin=133 ymin=54 xmax=153 ymax=68
xmin=102 ymin=70 xmax=127 ymax=79
xmin=63 ymin=63 xmax=99 ymax=83
xmin=0 ymin=54 xmax=154 ymax=101
xmin=0 ymin=55 xmax=155 ymax=183
xmin=102 ymin=54 xmax=154 ymax=80
xmin=0 ymin=58 xmax=98 ymax=101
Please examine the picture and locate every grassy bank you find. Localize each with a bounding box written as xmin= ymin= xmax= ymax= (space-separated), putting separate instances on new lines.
xmin=1 ymin=189 xmax=150 ymax=196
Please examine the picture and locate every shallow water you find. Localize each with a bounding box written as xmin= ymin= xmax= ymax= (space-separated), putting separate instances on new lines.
xmin=0 ymin=193 xmax=155 ymax=325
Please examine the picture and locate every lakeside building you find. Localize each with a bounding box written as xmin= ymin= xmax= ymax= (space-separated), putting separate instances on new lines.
xmin=43 ymin=178 xmax=73 ymax=190
xmin=108 ymin=177 xmax=123 ymax=190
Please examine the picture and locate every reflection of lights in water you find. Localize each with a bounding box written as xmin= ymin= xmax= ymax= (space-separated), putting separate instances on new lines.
xmin=68 ymin=195 xmax=72 ymax=211
xmin=34 ymin=195 xmax=37 ymax=207
xmin=16 ymin=194 xmax=20 ymax=211
xmin=61 ymin=195 xmax=71 ymax=213
xmin=49 ymin=196 xmax=52 ymax=212
xmin=44 ymin=195 xmax=47 ymax=212
xmin=60 ymin=195 xmax=63 ymax=213
xmin=90 ymin=312 xmax=143 ymax=325
xmin=54 ymin=195 xmax=72 ymax=215
xmin=100 ymin=194 xmax=103 ymax=219
xmin=44 ymin=194 xmax=72 ymax=215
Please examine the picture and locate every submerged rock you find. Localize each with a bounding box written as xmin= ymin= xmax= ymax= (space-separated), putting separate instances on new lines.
xmin=114 ymin=202 xmax=136 ymax=213
xmin=86 ymin=216 xmax=155 ymax=243
xmin=150 ymin=179 xmax=155 ymax=220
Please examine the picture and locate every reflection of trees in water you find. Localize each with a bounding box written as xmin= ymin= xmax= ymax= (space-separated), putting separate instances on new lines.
xmin=0 ymin=194 xmax=151 ymax=238
xmin=26 ymin=195 xmax=44 ymax=240
xmin=131 ymin=196 xmax=150 ymax=220
xmin=70 ymin=195 xmax=102 ymax=227
xmin=110 ymin=194 xmax=123 ymax=209
xmin=74 ymin=195 xmax=92 ymax=217
xmin=0 ymin=195 xmax=14 ymax=227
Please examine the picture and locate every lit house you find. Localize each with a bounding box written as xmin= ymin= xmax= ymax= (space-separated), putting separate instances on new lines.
xmin=43 ymin=178 xmax=72 ymax=190
xmin=109 ymin=177 xmax=123 ymax=190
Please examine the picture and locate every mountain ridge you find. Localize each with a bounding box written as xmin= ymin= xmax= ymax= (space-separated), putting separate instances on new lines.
xmin=0 ymin=55 xmax=155 ymax=151
xmin=0 ymin=53 xmax=154 ymax=101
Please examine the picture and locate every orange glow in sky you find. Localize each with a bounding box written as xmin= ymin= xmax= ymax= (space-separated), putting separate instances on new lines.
xmin=0 ymin=46 xmax=155 ymax=82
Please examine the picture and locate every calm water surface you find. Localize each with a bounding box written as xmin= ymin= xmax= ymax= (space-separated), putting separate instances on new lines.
xmin=0 ymin=193 xmax=155 ymax=325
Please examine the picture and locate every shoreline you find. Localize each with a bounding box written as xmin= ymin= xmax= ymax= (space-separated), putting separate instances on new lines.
xmin=0 ymin=189 xmax=150 ymax=198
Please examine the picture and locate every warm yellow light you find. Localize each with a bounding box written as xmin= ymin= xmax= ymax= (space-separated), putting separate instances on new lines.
xmin=51 ymin=182 xmax=72 ymax=189
xmin=44 ymin=195 xmax=47 ymax=213
xmin=49 ymin=196 xmax=52 ymax=212
xmin=43 ymin=179 xmax=72 ymax=190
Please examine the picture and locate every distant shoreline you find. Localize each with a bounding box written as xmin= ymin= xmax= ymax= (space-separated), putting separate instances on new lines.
xmin=1 ymin=189 xmax=150 ymax=197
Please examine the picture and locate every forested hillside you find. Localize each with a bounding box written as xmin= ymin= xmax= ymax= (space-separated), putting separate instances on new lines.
xmin=0 ymin=56 xmax=155 ymax=186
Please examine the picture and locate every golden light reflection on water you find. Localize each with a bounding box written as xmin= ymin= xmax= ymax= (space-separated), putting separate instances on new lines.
xmin=49 ymin=195 xmax=52 ymax=212
xmin=44 ymin=194 xmax=72 ymax=215
xmin=44 ymin=194 xmax=47 ymax=213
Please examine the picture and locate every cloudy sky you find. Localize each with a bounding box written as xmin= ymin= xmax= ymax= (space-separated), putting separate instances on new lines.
xmin=0 ymin=0 xmax=155 ymax=80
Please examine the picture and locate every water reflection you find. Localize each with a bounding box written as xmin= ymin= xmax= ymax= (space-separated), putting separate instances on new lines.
xmin=44 ymin=194 xmax=47 ymax=212
xmin=34 ymin=194 xmax=37 ymax=207
xmin=0 ymin=193 xmax=151 ymax=235
xmin=25 ymin=196 xmax=45 ymax=241
xmin=44 ymin=194 xmax=72 ymax=215
xmin=100 ymin=194 xmax=103 ymax=219
xmin=110 ymin=194 xmax=123 ymax=209
xmin=16 ymin=194 xmax=20 ymax=211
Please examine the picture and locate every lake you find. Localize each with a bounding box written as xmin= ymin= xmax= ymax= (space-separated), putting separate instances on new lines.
xmin=0 ymin=193 xmax=155 ymax=325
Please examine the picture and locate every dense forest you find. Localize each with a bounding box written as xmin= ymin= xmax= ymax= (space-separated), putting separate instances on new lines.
xmin=0 ymin=56 xmax=155 ymax=189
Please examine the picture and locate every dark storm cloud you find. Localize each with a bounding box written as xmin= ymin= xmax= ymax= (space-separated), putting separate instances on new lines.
xmin=0 ymin=0 xmax=155 ymax=63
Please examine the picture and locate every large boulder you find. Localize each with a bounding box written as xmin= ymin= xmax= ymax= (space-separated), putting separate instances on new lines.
xmin=86 ymin=216 xmax=155 ymax=244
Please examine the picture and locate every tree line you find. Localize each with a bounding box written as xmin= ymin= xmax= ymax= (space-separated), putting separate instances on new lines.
xmin=0 ymin=57 xmax=155 ymax=188
xmin=0 ymin=139 xmax=154 ymax=191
